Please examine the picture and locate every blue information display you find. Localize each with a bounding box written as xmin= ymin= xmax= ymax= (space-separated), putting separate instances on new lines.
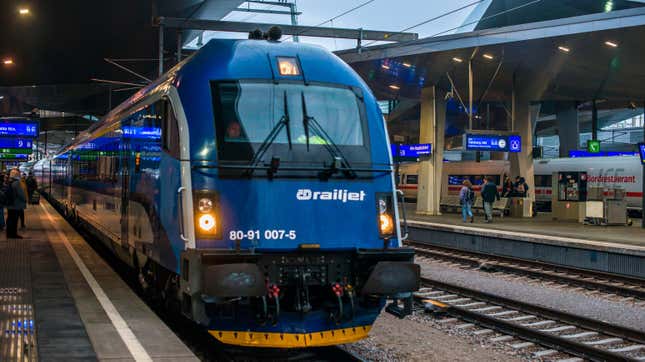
xmin=0 ymin=122 xmax=38 ymax=137
xmin=465 ymin=134 xmax=521 ymax=152
xmin=391 ymin=143 xmax=432 ymax=158
xmin=639 ymin=143 xmax=645 ymax=165
xmin=570 ymin=150 xmax=638 ymax=158
xmin=0 ymin=138 xmax=33 ymax=149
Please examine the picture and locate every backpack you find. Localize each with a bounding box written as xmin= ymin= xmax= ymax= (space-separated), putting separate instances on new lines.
xmin=467 ymin=189 xmax=475 ymax=203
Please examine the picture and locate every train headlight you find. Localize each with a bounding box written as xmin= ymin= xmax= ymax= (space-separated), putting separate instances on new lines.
xmin=379 ymin=213 xmax=394 ymax=235
xmin=193 ymin=190 xmax=221 ymax=239
xmin=198 ymin=214 xmax=216 ymax=232
xmin=376 ymin=193 xmax=396 ymax=238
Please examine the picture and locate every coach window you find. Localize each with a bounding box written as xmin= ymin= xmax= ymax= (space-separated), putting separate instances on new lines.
xmin=406 ymin=175 xmax=418 ymax=185
xmin=162 ymin=100 xmax=181 ymax=158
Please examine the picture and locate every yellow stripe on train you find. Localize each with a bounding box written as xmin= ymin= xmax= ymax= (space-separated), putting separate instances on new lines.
xmin=208 ymin=325 xmax=372 ymax=348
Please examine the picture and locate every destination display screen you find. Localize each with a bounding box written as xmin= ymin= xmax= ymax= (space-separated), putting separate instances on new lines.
xmin=0 ymin=154 xmax=29 ymax=160
xmin=465 ymin=134 xmax=521 ymax=152
xmin=391 ymin=143 xmax=432 ymax=158
xmin=0 ymin=122 xmax=38 ymax=137
xmin=570 ymin=150 xmax=637 ymax=158
xmin=0 ymin=138 xmax=33 ymax=149
xmin=639 ymin=143 xmax=645 ymax=165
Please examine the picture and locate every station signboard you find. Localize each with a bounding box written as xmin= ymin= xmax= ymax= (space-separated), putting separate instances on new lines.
xmin=569 ymin=150 xmax=637 ymax=158
xmin=0 ymin=138 xmax=33 ymax=149
xmin=639 ymin=143 xmax=645 ymax=165
xmin=0 ymin=154 xmax=29 ymax=160
xmin=587 ymin=140 xmax=601 ymax=153
xmin=465 ymin=134 xmax=522 ymax=152
xmin=391 ymin=143 xmax=432 ymax=159
xmin=0 ymin=122 xmax=38 ymax=138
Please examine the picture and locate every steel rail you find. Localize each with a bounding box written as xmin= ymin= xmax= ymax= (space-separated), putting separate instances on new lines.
xmin=408 ymin=240 xmax=645 ymax=299
xmin=419 ymin=277 xmax=645 ymax=361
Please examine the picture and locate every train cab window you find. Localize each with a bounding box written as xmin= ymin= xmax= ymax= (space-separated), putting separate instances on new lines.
xmin=162 ymin=101 xmax=181 ymax=158
xmin=405 ymin=175 xmax=418 ymax=184
xmin=211 ymin=81 xmax=370 ymax=165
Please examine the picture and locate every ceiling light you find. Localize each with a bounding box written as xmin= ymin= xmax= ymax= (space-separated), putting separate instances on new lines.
xmin=3 ymin=59 xmax=14 ymax=65
xmin=0 ymin=96 xmax=4 ymax=100
xmin=18 ymin=8 xmax=30 ymax=15
xmin=452 ymin=57 xmax=463 ymax=63
xmin=604 ymin=41 xmax=618 ymax=48
xmin=389 ymin=85 xmax=400 ymax=90
xmin=381 ymin=64 xmax=390 ymax=70
xmin=402 ymin=62 xmax=412 ymax=68
xmin=558 ymin=46 xmax=570 ymax=53
xmin=483 ymin=54 xmax=494 ymax=60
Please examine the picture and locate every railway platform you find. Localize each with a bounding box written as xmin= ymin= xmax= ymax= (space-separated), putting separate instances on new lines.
xmin=406 ymin=209 xmax=645 ymax=278
xmin=0 ymin=199 xmax=197 ymax=362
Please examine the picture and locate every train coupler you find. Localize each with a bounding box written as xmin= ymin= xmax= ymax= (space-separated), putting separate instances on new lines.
xmin=385 ymin=293 xmax=413 ymax=318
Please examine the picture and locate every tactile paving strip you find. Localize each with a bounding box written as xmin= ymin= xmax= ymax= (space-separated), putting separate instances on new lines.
xmin=0 ymin=239 xmax=38 ymax=362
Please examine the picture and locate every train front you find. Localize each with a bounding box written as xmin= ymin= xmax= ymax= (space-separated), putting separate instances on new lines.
xmin=176 ymin=39 xmax=419 ymax=348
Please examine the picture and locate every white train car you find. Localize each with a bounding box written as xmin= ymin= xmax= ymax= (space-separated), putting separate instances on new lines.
xmin=397 ymin=156 xmax=643 ymax=212
xmin=534 ymin=156 xmax=642 ymax=211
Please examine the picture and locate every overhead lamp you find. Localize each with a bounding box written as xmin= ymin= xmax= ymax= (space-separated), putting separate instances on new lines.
xmin=604 ymin=40 xmax=618 ymax=48
xmin=558 ymin=46 xmax=570 ymax=53
xmin=18 ymin=8 xmax=30 ymax=15
xmin=482 ymin=54 xmax=494 ymax=60
xmin=3 ymin=59 xmax=14 ymax=65
xmin=389 ymin=85 xmax=400 ymax=90
xmin=452 ymin=57 xmax=463 ymax=63
xmin=402 ymin=62 xmax=412 ymax=68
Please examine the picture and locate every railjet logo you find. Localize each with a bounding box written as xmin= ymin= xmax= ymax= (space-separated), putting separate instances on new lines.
xmin=296 ymin=189 xmax=366 ymax=203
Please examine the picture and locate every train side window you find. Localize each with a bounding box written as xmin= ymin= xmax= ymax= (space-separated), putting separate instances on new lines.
xmin=406 ymin=175 xmax=418 ymax=185
xmin=162 ymin=101 xmax=181 ymax=158
xmin=535 ymin=175 xmax=552 ymax=187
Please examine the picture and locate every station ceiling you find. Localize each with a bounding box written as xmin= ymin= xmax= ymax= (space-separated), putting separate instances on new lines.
xmin=338 ymin=7 xmax=645 ymax=105
xmin=0 ymin=0 xmax=242 ymax=115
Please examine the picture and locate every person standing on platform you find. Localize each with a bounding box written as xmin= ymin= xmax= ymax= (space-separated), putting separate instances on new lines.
xmin=0 ymin=173 xmax=6 ymax=232
xmin=4 ymin=169 xmax=26 ymax=239
xmin=19 ymin=173 xmax=28 ymax=229
xmin=459 ymin=179 xmax=475 ymax=223
xmin=502 ymin=176 xmax=513 ymax=198
xmin=26 ymin=172 xmax=37 ymax=203
xmin=481 ymin=176 xmax=500 ymax=223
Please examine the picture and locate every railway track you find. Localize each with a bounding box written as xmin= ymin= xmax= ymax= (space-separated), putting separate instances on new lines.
xmin=408 ymin=240 xmax=645 ymax=302
xmin=416 ymin=277 xmax=645 ymax=361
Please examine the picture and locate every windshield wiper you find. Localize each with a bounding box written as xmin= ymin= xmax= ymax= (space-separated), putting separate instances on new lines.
xmin=300 ymin=91 xmax=356 ymax=179
xmin=245 ymin=90 xmax=291 ymax=177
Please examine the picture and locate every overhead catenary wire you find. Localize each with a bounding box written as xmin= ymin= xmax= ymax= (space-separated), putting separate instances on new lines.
xmin=362 ymin=0 xmax=543 ymax=52
xmin=283 ymin=0 xmax=378 ymax=41
xmin=362 ymin=0 xmax=484 ymax=47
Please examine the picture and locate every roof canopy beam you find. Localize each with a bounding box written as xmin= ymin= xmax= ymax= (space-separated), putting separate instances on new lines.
xmin=155 ymin=17 xmax=418 ymax=42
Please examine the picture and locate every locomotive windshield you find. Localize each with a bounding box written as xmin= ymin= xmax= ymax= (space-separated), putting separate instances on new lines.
xmin=211 ymin=81 xmax=370 ymax=167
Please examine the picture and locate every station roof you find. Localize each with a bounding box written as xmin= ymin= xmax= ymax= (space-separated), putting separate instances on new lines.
xmin=0 ymin=0 xmax=242 ymax=117
xmin=337 ymin=6 xmax=645 ymax=103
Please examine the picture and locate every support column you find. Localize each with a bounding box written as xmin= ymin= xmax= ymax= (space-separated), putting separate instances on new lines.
xmin=556 ymin=101 xmax=579 ymax=157
xmin=509 ymin=92 xmax=536 ymax=206
xmin=417 ymin=86 xmax=446 ymax=216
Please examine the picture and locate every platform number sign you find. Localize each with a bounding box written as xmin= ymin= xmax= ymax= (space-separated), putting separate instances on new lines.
xmin=587 ymin=140 xmax=601 ymax=154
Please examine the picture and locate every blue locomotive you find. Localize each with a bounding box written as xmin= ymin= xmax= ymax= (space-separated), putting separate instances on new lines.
xmin=34 ymin=33 xmax=419 ymax=348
